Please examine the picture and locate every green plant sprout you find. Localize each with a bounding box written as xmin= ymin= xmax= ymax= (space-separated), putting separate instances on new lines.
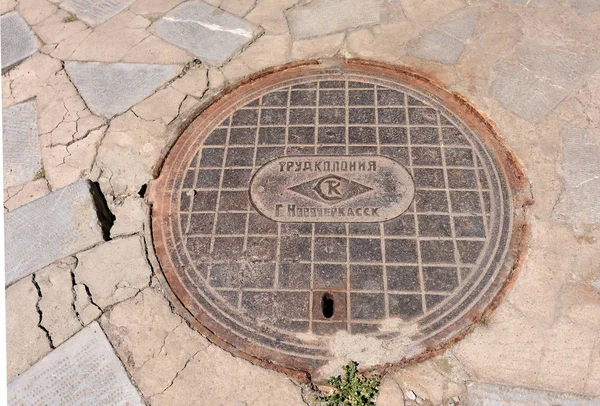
xmin=317 ymin=361 xmax=381 ymax=406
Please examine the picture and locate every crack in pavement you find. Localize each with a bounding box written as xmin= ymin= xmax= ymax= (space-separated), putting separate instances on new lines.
xmin=31 ymin=273 xmax=56 ymax=349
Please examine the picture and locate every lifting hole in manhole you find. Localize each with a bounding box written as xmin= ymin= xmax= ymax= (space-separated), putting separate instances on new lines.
xmin=322 ymin=293 xmax=334 ymax=318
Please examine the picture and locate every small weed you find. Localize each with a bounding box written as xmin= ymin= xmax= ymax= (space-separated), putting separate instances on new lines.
xmin=316 ymin=361 xmax=381 ymax=406
xmin=34 ymin=167 xmax=45 ymax=180
xmin=62 ymin=15 xmax=77 ymax=23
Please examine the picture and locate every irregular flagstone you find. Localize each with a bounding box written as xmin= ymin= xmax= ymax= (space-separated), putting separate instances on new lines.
xmin=58 ymin=0 xmax=136 ymax=25
xmin=32 ymin=9 xmax=89 ymax=46
xmin=100 ymin=288 xmax=305 ymax=405
xmin=4 ymin=179 xmax=50 ymax=211
xmin=1 ymin=11 xmax=37 ymax=71
xmin=466 ymin=382 xmax=600 ymax=405
xmin=4 ymin=180 xmax=112 ymax=286
xmin=491 ymin=41 xmax=595 ymax=123
xmin=438 ymin=10 xmax=480 ymax=40
xmin=2 ymin=99 xmax=43 ymax=188
xmin=7 ymin=322 xmax=145 ymax=405
xmin=6 ymin=276 xmax=52 ymax=381
xmin=109 ymin=196 xmax=146 ymax=237
xmin=36 ymin=257 xmax=82 ymax=347
xmin=220 ymin=0 xmax=255 ymax=17
xmin=65 ymin=62 xmax=181 ymax=118
xmin=345 ymin=22 xmax=419 ymax=63
xmin=406 ymin=10 xmax=480 ymax=65
xmin=245 ymin=0 xmax=297 ymax=35
xmin=375 ymin=378 xmax=405 ymax=406
xmin=100 ymin=288 xmax=204 ymax=395
xmin=1 ymin=0 xmax=18 ymax=14
xmin=381 ymin=357 xmax=467 ymax=405
xmin=121 ymin=35 xmax=193 ymax=64
xmin=291 ymin=32 xmax=345 ymax=60
xmin=407 ymin=30 xmax=466 ymax=65
xmin=67 ymin=10 xmax=150 ymax=63
xmin=16 ymin=0 xmax=57 ymax=26
xmin=170 ymin=66 xmax=208 ymax=98
xmin=553 ymin=125 xmax=600 ymax=225
xmin=75 ymin=236 xmax=152 ymax=309
xmin=43 ymin=124 xmax=107 ymax=191
xmin=93 ymin=110 xmax=168 ymax=196
xmin=151 ymin=1 xmax=261 ymax=66
xmin=131 ymin=86 xmax=186 ymax=124
xmin=285 ymin=0 xmax=383 ymax=39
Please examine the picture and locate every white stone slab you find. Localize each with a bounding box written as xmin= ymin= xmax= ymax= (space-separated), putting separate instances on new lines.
xmin=466 ymin=382 xmax=600 ymax=405
xmin=8 ymin=322 xmax=144 ymax=406
xmin=3 ymin=99 xmax=42 ymax=188
xmin=65 ymin=62 xmax=181 ymax=118
xmin=59 ymin=0 xmax=136 ymax=25
xmin=5 ymin=180 xmax=111 ymax=286
xmin=151 ymin=0 xmax=261 ymax=66
xmin=1 ymin=11 xmax=37 ymax=71
xmin=286 ymin=0 xmax=382 ymax=39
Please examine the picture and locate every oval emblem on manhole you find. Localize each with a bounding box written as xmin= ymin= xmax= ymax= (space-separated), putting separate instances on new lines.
xmin=249 ymin=155 xmax=415 ymax=222
xmin=149 ymin=60 xmax=530 ymax=380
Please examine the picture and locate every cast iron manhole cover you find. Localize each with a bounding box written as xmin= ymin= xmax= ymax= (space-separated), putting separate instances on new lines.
xmin=149 ymin=60 xmax=530 ymax=380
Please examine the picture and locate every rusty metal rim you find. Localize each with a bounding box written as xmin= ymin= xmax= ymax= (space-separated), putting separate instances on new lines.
xmin=146 ymin=58 xmax=532 ymax=381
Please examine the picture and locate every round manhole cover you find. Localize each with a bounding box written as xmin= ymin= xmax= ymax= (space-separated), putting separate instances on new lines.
xmin=149 ymin=60 xmax=530 ymax=380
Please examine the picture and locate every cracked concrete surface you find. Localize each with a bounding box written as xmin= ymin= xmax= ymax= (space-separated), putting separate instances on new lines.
xmin=3 ymin=0 xmax=600 ymax=404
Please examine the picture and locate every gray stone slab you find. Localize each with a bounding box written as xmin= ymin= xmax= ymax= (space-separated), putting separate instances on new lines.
xmin=571 ymin=0 xmax=600 ymax=14
xmin=1 ymin=11 xmax=37 ymax=71
xmin=438 ymin=10 xmax=480 ymax=41
xmin=59 ymin=0 xmax=136 ymax=25
xmin=466 ymin=382 xmax=600 ymax=405
xmin=406 ymin=10 xmax=479 ymax=65
xmin=407 ymin=30 xmax=466 ymax=65
xmin=5 ymin=180 xmax=111 ymax=286
xmin=286 ymin=0 xmax=382 ymax=39
xmin=65 ymin=62 xmax=181 ymax=118
xmin=8 ymin=322 xmax=144 ymax=406
xmin=151 ymin=1 xmax=260 ymax=66
xmin=492 ymin=43 xmax=594 ymax=123
xmin=3 ymin=99 xmax=42 ymax=188
xmin=553 ymin=125 xmax=600 ymax=225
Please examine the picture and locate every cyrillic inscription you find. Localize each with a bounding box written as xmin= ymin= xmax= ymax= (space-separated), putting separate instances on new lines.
xmin=250 ymin=155 xmax=415 ymax=222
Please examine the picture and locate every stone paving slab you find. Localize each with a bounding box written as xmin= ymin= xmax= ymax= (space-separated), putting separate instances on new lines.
xmin=492 ymin=42 xmax=595 ymax=123
xmin=1 ymin=11 xmax=37 ymax=71
xmin=4 ymin=180 xmax=111 ymax=286
xmin=553 ymin=125 xmax=600 ymax=225
xmin=7 ymin=322 xmax=145 ymax=406
xmin=466 ymin=382 xmax=600 ymax=405
xmin=151 ymin=0 xmax=260 ymax=66
xmin=285 ymin=0 xmax=383 ymax=39
xmin=571 ymin=0 xmax=600 ymax=14
xmin=406 ymin=10 xmax=480 ymax=65
xmin=59 ymin=0 xmax=136 ymax=26
xmin=2 ymin=99 xmax=42 ymax=188
xmin=65 ymin=62 xmax=181 ymax=118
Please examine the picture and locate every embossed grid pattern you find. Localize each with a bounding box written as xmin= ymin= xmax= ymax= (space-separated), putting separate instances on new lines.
xmin=178 ymin=80 xmax=492 ymax=335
